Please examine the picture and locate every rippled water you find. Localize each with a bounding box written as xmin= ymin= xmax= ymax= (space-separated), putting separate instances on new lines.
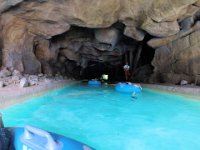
xmin=2 ymin=84 xmax=200 ymax=150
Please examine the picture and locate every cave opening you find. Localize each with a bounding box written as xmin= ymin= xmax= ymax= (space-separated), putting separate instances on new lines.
xmin=47 ymin=23 xmax=155 ymax=83
xmin=140 ymin=35 xmax=155 ymax=66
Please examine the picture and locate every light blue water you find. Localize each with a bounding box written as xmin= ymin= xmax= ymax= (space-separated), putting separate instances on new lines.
xmin=1 ymin=84 xmax=200 ymax=150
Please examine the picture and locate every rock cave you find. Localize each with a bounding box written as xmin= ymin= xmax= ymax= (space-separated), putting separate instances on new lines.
xmin=1 ymin=0 xmax=200 ymax=85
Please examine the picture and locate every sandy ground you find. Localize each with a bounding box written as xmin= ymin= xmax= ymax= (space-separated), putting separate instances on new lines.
xmin=0 ymin=80 xmax=78 ymax=109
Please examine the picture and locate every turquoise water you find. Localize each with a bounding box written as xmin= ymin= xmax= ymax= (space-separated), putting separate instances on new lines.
xmin=1 ymin=84 xmax=200 ymax=150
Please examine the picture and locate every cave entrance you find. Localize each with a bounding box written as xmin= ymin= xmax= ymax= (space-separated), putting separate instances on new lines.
xmin=47 ymin=23 xmax=155 ymax=83
xmin=80 ymin=34 xmax=155 ymax=83
xmin=140 ymin=35 xmax=155 ymax=66
xmin=81 ymin=61 xmax=124 ymax=82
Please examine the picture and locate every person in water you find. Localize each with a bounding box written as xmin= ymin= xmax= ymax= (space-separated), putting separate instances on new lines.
xmin=123 ymin=62 xmax=130 ymax=81
xmin=126 ymin=82 xmax=143 ymax=90
xmin=134 ymin=84 xmax=142 ymax=90
xmin=132 ymin=92 xmax=137 ymax=99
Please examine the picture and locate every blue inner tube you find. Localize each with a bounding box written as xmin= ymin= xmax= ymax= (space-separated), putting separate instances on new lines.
xmin=9 ymin=127 xmax=94 ymax=150
xmin=88 ymin=80 xmax=101 ymax=86
xmin=115 ymin=83 xmax=142 ymax=93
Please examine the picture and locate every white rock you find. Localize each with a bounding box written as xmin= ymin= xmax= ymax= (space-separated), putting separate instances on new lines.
xmin=12 ymin=76 xmax=20 ymax=80
xmin=20 ymin=78 xmax=29 ymax=88
xmin=180 ymin=80 xmax=188 ymax=85
xmin=28 ymin=75 xmax=39 ymax=86
xmin=44 ymin=78 xmax=52 ymax=84
xmin=55 ymin=75 xmax=64 ymax=81
xmin=12 ymin=76 xmax=21 ymax=84
xmin=0 ymin=81 xmax=4 ymax=88
xmin=0 ymin=69 xmax=11 ymax=78
xmin=38 ymin=73 xmax=43 ymax=77
xmin=12 ymin=70 xmax=21 ymax=76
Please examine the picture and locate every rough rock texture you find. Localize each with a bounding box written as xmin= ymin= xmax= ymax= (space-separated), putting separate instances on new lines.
xmin=150 ymin=28 xmax=200 ymax=84
xmin=0 ymin=0 xmax=200 ymax=83
xmin=20 ymin=78 xmax=29 ymax=88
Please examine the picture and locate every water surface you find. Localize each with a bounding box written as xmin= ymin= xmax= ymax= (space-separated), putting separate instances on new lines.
xmin=2 ymin=84 xmax=200 ymax=150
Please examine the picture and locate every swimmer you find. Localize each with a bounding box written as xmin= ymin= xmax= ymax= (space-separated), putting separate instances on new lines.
xmin=134 ymin=84 xmax=142 ymax=90
xmin=127 ymin=82 xmax=132 ymax=85
xmin=132 ymin=92 xmax=137 ymax=99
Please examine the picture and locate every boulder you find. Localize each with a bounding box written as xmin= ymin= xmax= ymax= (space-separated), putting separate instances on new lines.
xmin=180 ymin=80 xmax=189 ymax=85
xmin=60 ymin=49 xmax=80 ymax=62
xmin=180 ymin=16 xmax=194 ymax=30
xmin=0 ymin=0 xmax=23 ymax=13
xmin=19 ymin=78 xmax=29 ymax=88
xmin=0 ymin=81 xmax=4 ymax=88
xmin=11 ymin=76 xmax=21 ymax=84
xmin=124 ymin=27 xmax=145 ymax=41
xmin=28 ymin=75 xmax=39 ymax=86
xmin=0 ymin=69 xmax=11 ymax=78
xmin=94 ymin=27 xmax=121 ymax=50
xmin=142 ymin=19 xmax=180 ymax=37
xmin=12 ymin=70 xmax=21 ymax=77
xmin=38 ymin=73 xmax=44 ymax=77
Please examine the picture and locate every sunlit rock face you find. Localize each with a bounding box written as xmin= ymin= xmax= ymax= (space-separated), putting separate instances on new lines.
xmin=0 ymin=0 xmax=200 ymax=83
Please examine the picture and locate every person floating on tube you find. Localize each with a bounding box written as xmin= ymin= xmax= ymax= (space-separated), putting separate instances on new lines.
xmin=123 ymin=62 xmax=130 ymax=81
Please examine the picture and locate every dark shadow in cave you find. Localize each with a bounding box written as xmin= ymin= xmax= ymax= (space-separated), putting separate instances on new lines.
xmin=47 ymin=22 xmax=156 ymax=83
xmin=80 ymin=24 xmax=137 ymax=82
xmin=140 ymin=34 xmax=155 ymax=66
xmin=80 ymin=61 xmax=125 ymax=82
xmin=130 ymin=34 xmax=155 ymax=83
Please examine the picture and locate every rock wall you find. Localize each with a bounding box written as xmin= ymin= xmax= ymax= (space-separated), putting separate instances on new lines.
xmin=0 ymin=0 xmax=200 ymax=83
xmin=149 ymin=7 xmax=200 ymax=84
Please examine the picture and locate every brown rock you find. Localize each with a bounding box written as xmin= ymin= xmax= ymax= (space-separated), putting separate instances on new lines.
xmin=1 ymin=15 xmax=41 ymax=74
xmin=142 ymin=19 xmax=180 ymax=37
xmin=124 ymin=27 xmax=145 ymax=41
xmin=0 ymin=0 xmax=199 ymax=83
xmin=94 ymin=27 xmax=121 ymax=49
xmin=194 ymin=0 xmax=200 ymax=6
xmin=60 ymin=49 xmax=80 ymax=62
xmin=151 ymin=29 xmax=200 ymax=84
xmin=0 ymin=0 xmax=23 ymax=13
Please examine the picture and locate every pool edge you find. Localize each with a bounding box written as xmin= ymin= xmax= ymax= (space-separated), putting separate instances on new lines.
xmin=0 ymin=80 xmax=79 ymax=109
xmin=142 ymin=83 xmax=200 ymax=100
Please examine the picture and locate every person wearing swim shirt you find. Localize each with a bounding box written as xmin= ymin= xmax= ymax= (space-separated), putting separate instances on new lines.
xmin=123 ymin=62 xmax=130 ymax=81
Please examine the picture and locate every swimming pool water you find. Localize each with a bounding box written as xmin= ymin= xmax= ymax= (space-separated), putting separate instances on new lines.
xmin=2 ymin=84 xmax=200 ymax=150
